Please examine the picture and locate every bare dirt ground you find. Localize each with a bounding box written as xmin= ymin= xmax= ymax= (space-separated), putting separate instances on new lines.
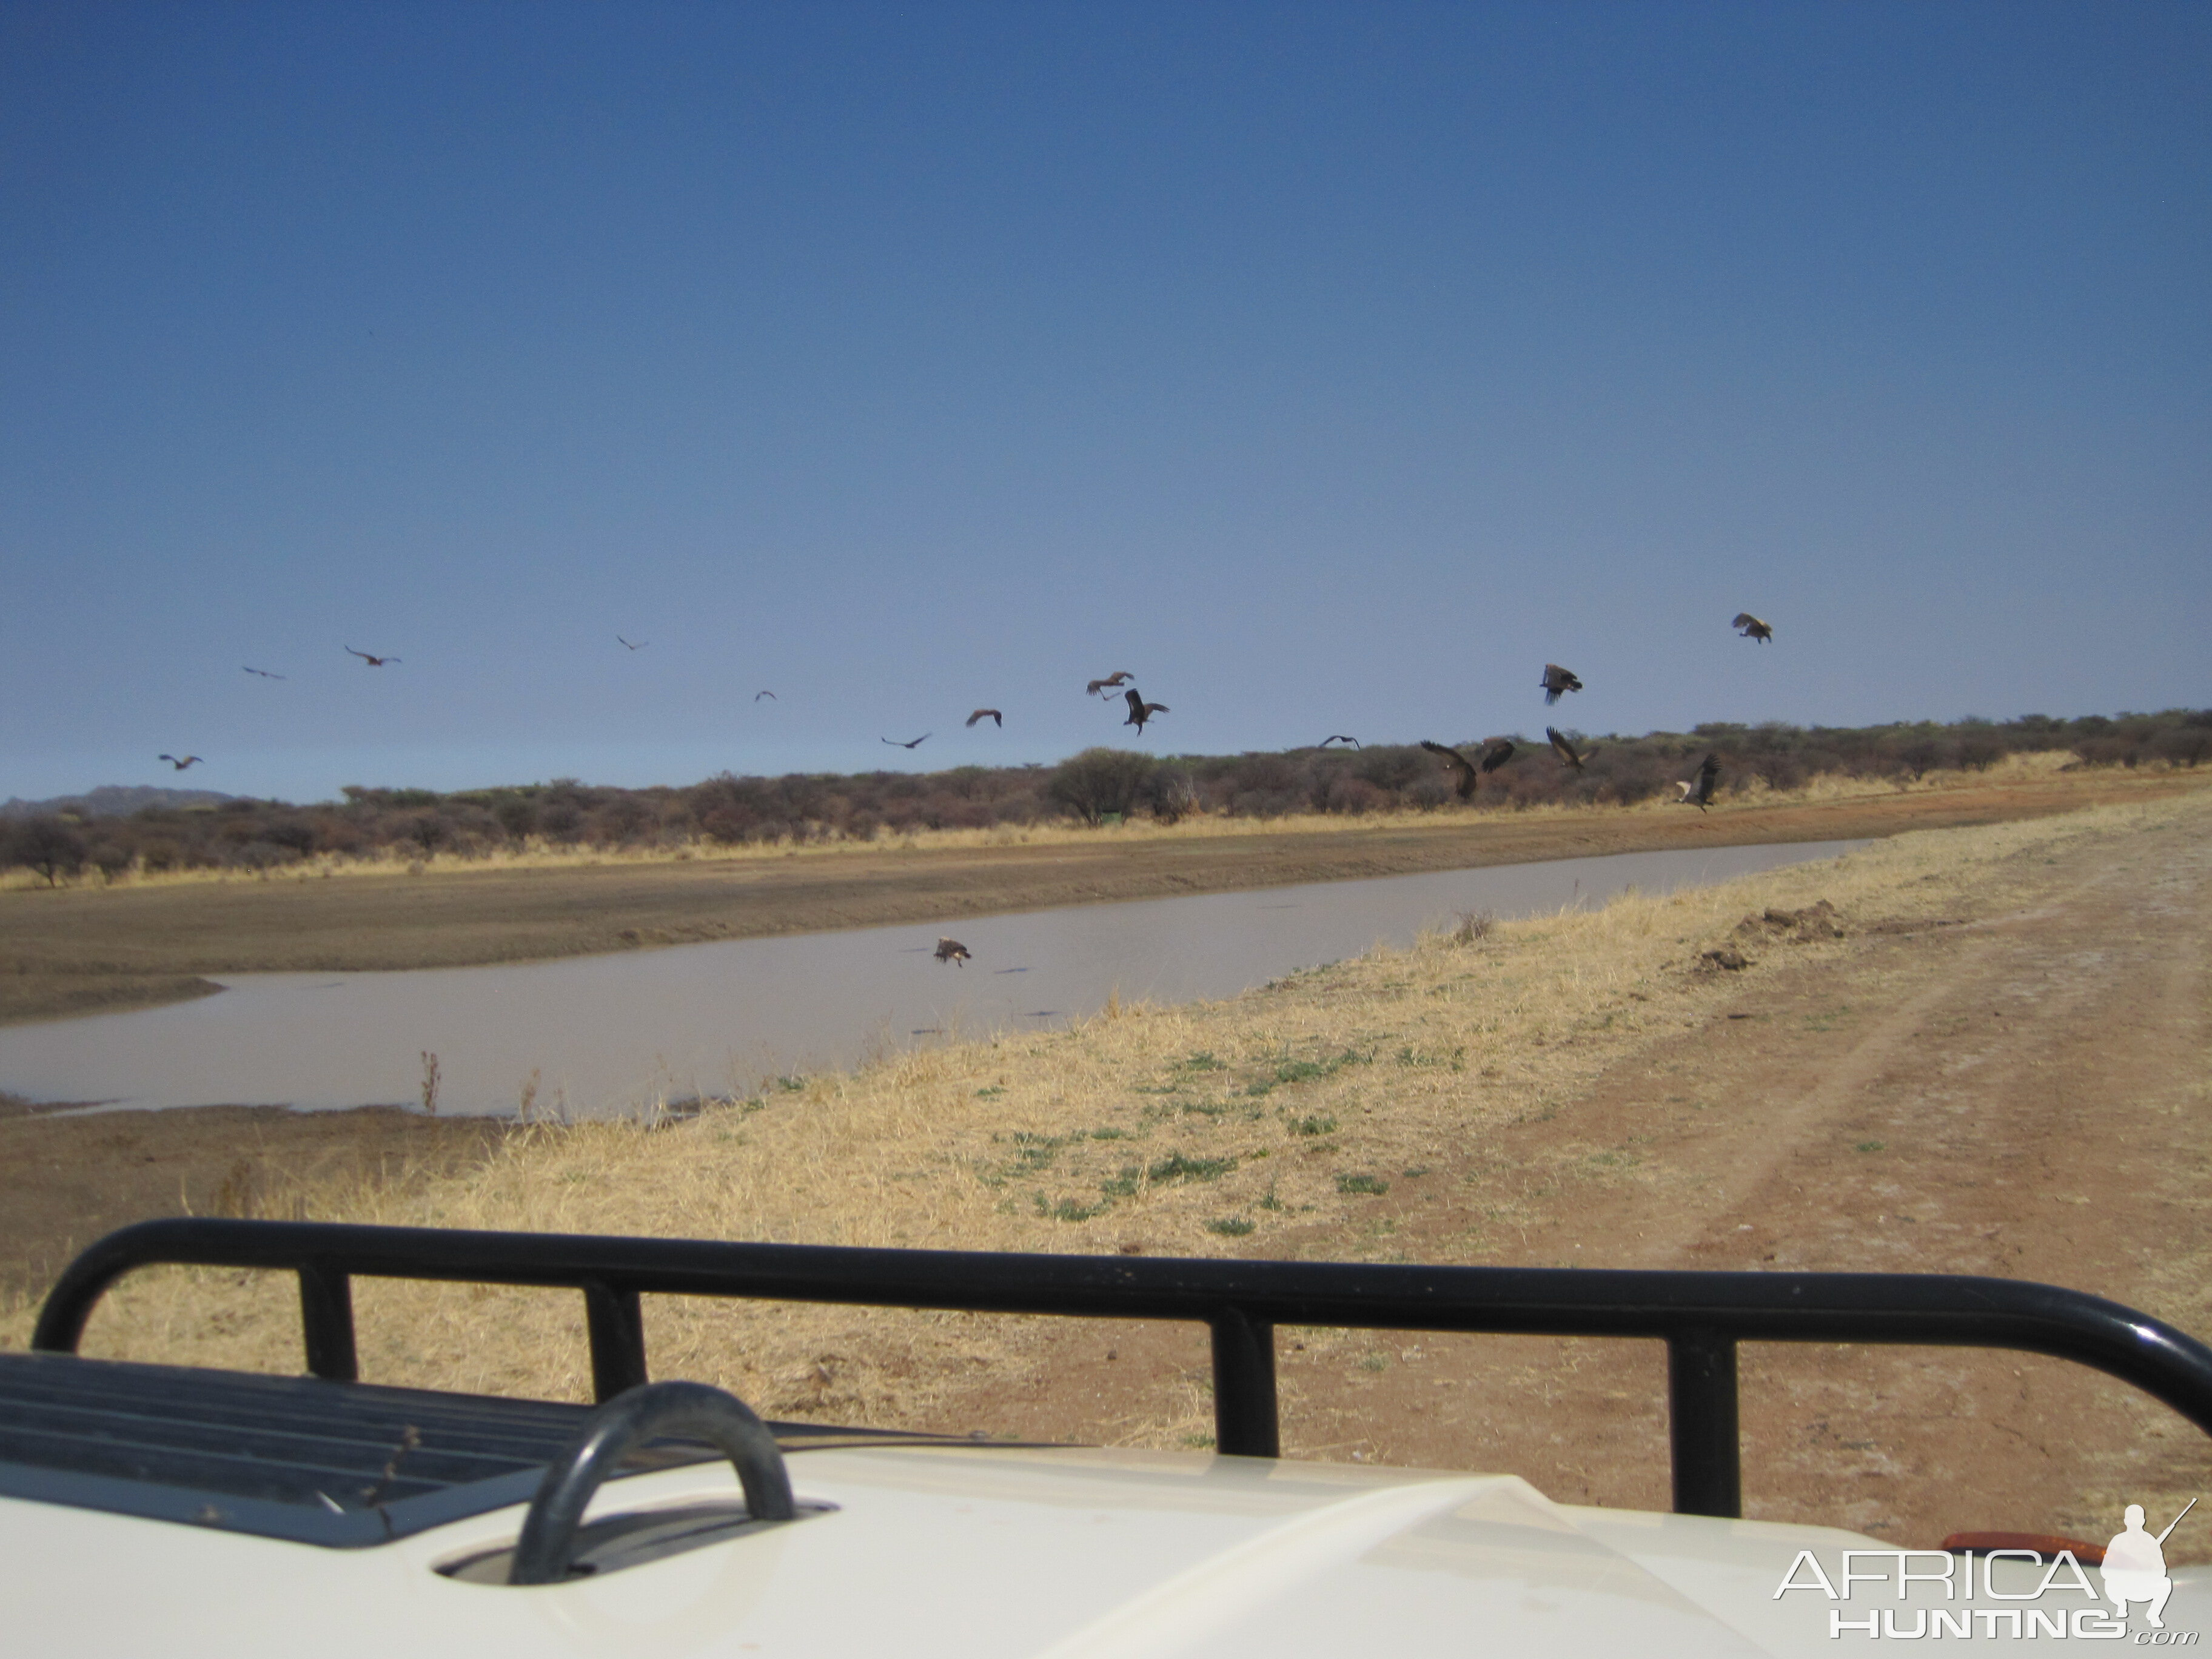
xmin=1 ymin=768 xmax=2187 ymax=1024
xmin=925 ymin=793 xmax=2212 ymax=1553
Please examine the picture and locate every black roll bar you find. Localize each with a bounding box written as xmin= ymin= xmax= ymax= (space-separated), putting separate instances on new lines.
xmin=34 ymin=1217 xmax=2212 ymax=1520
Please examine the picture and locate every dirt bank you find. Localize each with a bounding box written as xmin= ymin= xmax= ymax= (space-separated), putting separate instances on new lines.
xmin=1 ymin=768 xmax=2191 ymax=1025
xmin=0 ymin=1099 xmax=515 ymax=1301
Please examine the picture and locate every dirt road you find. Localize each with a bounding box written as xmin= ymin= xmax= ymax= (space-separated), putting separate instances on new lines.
xmin=1 ymin=769 xmax=2187 ymax=1024
xmin=941 ymin=792 xmax=2212 ymax=1553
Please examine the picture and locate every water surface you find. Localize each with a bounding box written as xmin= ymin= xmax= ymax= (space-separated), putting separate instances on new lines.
xmin=0 ymin=839 xmax=1863 ymax=1116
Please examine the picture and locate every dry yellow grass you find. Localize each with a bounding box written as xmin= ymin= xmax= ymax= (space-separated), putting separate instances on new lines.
xmin=7 ymin=788 xmax=2197 ymax=1450
xmin=0 ymin=749 xmax=2093 ymax=895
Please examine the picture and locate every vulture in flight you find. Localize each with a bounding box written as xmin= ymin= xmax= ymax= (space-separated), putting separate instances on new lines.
xmin=965 ymin=709 xmax=1003 ymax=728
xmin=1546 ymin=727 xmax=1599 ymax=771
xmin=1087 ymin=672 xmax=1134 ymax=697
xmin=347 ymin=647 xmax=400 ymax=667
xmin=754 ymin=689 xmax=777 ymax=701
xmin=617 ymin=635 xmax=649 ymax=651
xmin=1122 ymin=688 xmax=1168 ymax=732
xmin=1731 ymin=613 xmax=1774 ymax=643
xmin=242 ymin=666 xmax=286 ymax=680
xmin=882 ymin=734 xmax=931 ymax=749
xmin=934 ymin=937 xmax=971 ymax=966
xmin=158 ymin=754 xmax=204 ymax=771
xmin=1419 ymin=740 xmax=1478 ymax=800
xmin=1675 ymin=754 xmax=1721 ymax=812
xmin=1540 ymin=663 xmax=1583 ymax=705
xmin=1319 ymin=734 xmax=1361 ymax=749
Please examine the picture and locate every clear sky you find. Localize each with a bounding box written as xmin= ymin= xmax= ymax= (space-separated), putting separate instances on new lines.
xmin=2 ymin=1 xmax=2205 ymax=805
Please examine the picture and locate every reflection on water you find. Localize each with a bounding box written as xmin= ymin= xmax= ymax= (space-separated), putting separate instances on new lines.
xmin=0 ymin=840 xmax=1864 ymax=1117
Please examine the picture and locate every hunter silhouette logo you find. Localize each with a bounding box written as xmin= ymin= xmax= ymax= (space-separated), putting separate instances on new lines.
xmin=2105 ymin=1499 xmax=2195 ymax=1629
xmin=1774 ymin=1498 xmax=2199 ymax=1641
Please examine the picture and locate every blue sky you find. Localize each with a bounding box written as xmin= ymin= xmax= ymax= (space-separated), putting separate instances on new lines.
xmin=2 ymin=1 xmax=2205 ymax=804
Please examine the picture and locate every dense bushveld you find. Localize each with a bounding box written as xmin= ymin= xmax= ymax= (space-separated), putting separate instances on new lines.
xmin=5 ymin=709 xmax=2208 ymax=883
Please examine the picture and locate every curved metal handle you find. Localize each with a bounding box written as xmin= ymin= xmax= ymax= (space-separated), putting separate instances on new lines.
xmin=510 ymin=1380 xmax=795 ymax=1585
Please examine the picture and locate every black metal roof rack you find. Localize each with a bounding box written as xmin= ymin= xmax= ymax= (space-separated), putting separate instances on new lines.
xmin=30 ymin=1216 xmax=2212 ymax=1521
xmin=0 ymin=1349 xmax=950 ymax=1547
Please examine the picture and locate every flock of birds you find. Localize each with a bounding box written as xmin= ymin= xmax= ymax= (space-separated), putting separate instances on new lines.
xmin=162 ymin=614 xmax=1775 ymax=822
xmin=919 ymin=611 xmax=1775 ymax=964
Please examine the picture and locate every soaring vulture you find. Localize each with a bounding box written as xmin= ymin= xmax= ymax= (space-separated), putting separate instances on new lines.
xmin=882 ymin=734 xmax=931 ymax=749
xmin=1319 ymin=735 xmax=1361 ymax=749
xmin=1546 ymin=727 xmax=1599 ymax=771
xmin=617 ymin=635 xmax=649 ymax=651
xmin=1540 ymin=663 xmax=1583 ymax=704
xmin=934 ymin=937 xmax=971 ymax=966
xmin=1087 ymin=672 xmax=1135 ymax=697
xmin=347 ymin=647 xmax=400 ymax=666
xmin=1122 ymin=688 xmax=1168 ymax=732
xmin=965 ymin=709 xmax=1003 ymax=728
xmin=1676 ymin=754 xmax=1721 ymax=811
xmin=158 ymin=754 xmax=204 ymax=771
xmin=242 ymin=666 xmax=286 ymax=680
xmin=1419 ymin=740 xmax=1481 ymax=801
xmin=1732 ymin=613 xmax=1774 ymax=643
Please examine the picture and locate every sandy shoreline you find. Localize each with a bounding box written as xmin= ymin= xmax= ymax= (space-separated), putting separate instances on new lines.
xmin=1 ymin=768 xmax=2193 ymax=1027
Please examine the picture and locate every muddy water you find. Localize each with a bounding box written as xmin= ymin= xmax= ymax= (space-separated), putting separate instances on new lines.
xmin=0 ymin=840 xmax=1863 ymax=1117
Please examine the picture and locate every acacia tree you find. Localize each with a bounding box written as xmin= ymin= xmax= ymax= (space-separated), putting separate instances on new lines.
xmin=1047 ymin=748 xmax=1160 ymax=826
xmin=2 ymin=817 xmax=88 ymax=887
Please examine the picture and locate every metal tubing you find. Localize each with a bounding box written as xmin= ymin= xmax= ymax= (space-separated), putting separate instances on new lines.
xmin=297 ymin=1261 xmax=358 ymax=1382
xmin=1666 ymin=1327 xmax=1740 ymax=1518
xmin=583 ymin=1281 xmax=648 ymax=1403
xmin=1209 ymin=1309 xmax=1279 ymax=1458
xmin=36 ymin=1218 xmax=2212 ymax=1518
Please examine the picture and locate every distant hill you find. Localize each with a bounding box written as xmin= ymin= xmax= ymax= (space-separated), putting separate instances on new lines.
xmin=0 ymin=785 xmax=239 ymax=820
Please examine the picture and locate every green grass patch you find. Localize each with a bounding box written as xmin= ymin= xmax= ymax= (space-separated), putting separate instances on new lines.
xmin=1149 ymin=1151 xmax=1236 ymax=1184
xmin=1336 ymin=1173 xmax=1390 ymax=1196
xmin=1206 ymin=1217 xmax=1256 ymax=1237
xmin=1290 ymin=1114 xmax=1338 ymax=1137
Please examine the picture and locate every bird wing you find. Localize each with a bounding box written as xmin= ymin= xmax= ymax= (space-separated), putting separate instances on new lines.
xmin=1145 ymin=702 xmax=1168 ymax=714
xmin=1124 ymin=689 xmax=1144 ymax=716
xmin=1419 ymin=739 xmax=1475 ymax=779
xmin=1731 ymin=613 xmax=1757 ymax=629
xmin=1479 ymin=739 xmax=1514 ymax=773
xmin=755 ymin=690 xmax=776 ymax=700
xmin=1546 ymin=726 xmax=1575 ymax=763
xmin=966 ymin=709 xmax=1002 ymax=727
xmin=346 ymin=648 xmax=368 ymax=660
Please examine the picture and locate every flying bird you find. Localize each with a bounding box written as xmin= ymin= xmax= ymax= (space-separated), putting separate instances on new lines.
xmin=1086 ymin=672 xmax=1134 ymax=697
xmin=1122 ymin=688 xmax=1168 ymax=732
xmin=882 ymin=733 xmax=931 ymax=749
xmin=347 ymin=648 xmax=400 ymax=666
xmin=1731 ymin=613 xmax=1774 ymax=643
xmin=965 ymin=709 xmax=1003 ymax=728
xmin=241 ymin=666 xmax=286 ymax=680
xmin=1540 ymin=663 xmax=1582 ymax=704
xmin=1418 ymin=740 xmax=1482 ymax=801
xmin=754 ymin=689 xmax=777 ymax=701
xmin=1478 ymin=738 xmax=1515 ymax=773
xmin=1319 ymin=735 xmax=1361 ymax=749
xmin=158 ymin=754 xmax=204 ymax=771
xmin=617 ymin=635 xmax=649 ymax=651
xmin=1546 ymin=727 xmax=1600 ymax=771
xmin=934 ymin=937 xmax=971 ymax=966
xmin=1675 ymin=754 xmax=1721 ymax=812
